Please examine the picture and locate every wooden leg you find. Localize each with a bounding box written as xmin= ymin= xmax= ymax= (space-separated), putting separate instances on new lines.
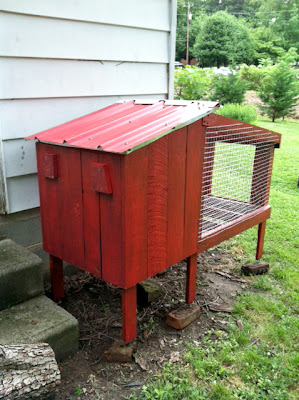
xmin=122 ymin=286 xmax=137 ymax=343
xmin=256 ymin=221 xmax=266 ymax=260
xmin=186 ymin=254 xmax=197 ymax=304
xmin=49 ymin=255 xmax=64 ymax=300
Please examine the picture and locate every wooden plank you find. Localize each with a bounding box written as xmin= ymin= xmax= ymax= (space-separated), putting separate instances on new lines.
xmin=0 ymin=95 xmax=166 ymax=140
xmin=0 ymin=0 xmax=171 ymax=32
xmin=122 ymin=148 xmax=148 ymax=287
xmin=167 ymin=127 xmax=187 ymax=266
xmin=0 ymin=12 xmax=169 ymax=63
xmin=6 ymin=174 xmax=39 ymax=213
xmin=49 ymin=255 xmax=64 ymax=300
xmin=122 ymin=286 xmax=137 ymax=343
xmin=256 ymin=221 xmax=266 ymax=260
xmin=0 ymin=58 xmax=168 ymax=99
xmin=99 ymin=153 xmax=124 ymax=286
xmin=198 ymin=206 xmax=271 ymax=253
xmin=147 ymin=136 xmax=168 ymax=277
xmin=184 ymin=121 xmax=205 ymax=255
xmin=36 ymin=143 xmax=84 ymax=267
xmin=81 ymin=150 xmax=101 ymax=277
xmin=186 ymin=254 xmax=197 ymax=304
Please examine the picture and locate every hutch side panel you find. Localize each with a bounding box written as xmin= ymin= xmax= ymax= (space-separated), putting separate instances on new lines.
xmin=167 ymin=127 xmax=188 ymax=266
xmin=122 ymin=147 xmax=149 ymax=288
xmin=98 ymin=152 xmax=124 ymax=287
xmin=36 ymin=142 xmax=85 ymax=267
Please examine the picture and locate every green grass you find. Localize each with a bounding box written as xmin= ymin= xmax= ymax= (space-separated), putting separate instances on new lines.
xmin=128 ymin=119 xmax=299 ymax=400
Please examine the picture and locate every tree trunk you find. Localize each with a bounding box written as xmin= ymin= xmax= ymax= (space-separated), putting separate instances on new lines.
xmin=0 ymin=343 xmax=61 ymax=400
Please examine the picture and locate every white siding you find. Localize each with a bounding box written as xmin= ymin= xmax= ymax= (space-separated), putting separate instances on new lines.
xmin=0 ymin=0 xmax=177 ymax=213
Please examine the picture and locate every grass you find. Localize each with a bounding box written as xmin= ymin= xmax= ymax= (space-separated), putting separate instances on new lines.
xmin=128 ymin=119 xmax=299 ymax=400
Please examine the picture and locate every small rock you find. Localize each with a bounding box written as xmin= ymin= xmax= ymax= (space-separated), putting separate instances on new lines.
xmin=166 ymin=304 xmax=200 ymax=330
xmin=105 ymin=340 xmax=136 ymax=363
xmin=236 ymin=319 xmax=244 ymax=331
xmin=241 ymin=262 xmax=269 ymax=276
xmin=137 ymin=280 xmax=162 ymax=306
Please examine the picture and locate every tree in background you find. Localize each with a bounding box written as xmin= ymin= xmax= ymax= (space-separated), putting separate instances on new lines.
xmin=193 ymin=12 xmax=254 ymax=67
xmin=209 ymin=72 xmax=248 ymax=104
xmin=258 ymin=60 xmax=299 ymax=121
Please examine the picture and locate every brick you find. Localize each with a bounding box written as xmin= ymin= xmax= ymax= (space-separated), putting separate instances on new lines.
xmin=137 ymin=279 xmax=162 ymax=307
xmin=242 ymin=261 xmax=269 ymax=276
xmin=166 ymin=304 xmax=200 ymax=330
xmin=105 ymin=340 xmax=136 ymax=363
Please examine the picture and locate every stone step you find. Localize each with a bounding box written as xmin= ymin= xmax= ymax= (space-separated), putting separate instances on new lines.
xmin=0 ymin=238 xmax=44 ymax=310
xmin=0 ymin=295 xmax=78 ymax=361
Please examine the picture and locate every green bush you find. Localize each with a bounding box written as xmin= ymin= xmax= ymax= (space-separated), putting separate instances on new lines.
xmin=216 ymin=104 xmax=258 ymax=124
xmin=209 ymin=72 xmax=247 ymax=104
xmin=239 ymin=64 xmax=264 ymax=90
xmin=174 ymin=66 xmax=213 ymax=100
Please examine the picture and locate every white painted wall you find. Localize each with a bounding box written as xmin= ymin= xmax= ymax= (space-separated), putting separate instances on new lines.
xmin=0 ymin=0 xmax=177 ymax=213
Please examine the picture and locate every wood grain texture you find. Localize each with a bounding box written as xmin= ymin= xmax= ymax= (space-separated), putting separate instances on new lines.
xmin=256 ymin=221 xmax=266 ymax=260
xmin=36 ymin=143 xmax=84 ymax=267
xmin=147 ymin=136 xmax=168 ymax=277
xmin=167 ymin=127 xmax=187 ymax=266
xmin=186 ymin=254 xmax=197 ymax=304
xmin=184 ymin=121 xmax=206 ymax=255
xmin=99 ymin=153 xmax=124 ymax=286
xmin=122 ymin=286 xmax=137 ymax=343
xmin=122 ymin=148 xmax=148 ymax=287
xmin=81 ymin=150 xmax=101 ymax=277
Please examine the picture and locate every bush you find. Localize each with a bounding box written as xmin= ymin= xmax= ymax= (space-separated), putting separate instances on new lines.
xmin=239 ymin=64 xmax=264 ymax=90
xmin=216 ymin=104 xmax=258 ymax=124
xmin=209 ymin=72 xmax=247 ymax=104
xmin=174 ymin=66 xmax=213 ymax=100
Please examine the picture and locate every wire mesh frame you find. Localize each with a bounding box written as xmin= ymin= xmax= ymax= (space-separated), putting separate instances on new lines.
xmin=198 ymin=124 xmax=276 ymax=241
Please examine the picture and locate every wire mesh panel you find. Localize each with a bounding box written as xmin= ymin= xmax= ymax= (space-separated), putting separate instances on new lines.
xmin=198 ymin=123 xmax=276 ymax=240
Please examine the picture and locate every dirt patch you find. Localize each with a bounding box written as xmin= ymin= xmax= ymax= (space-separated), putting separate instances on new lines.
xmin=245 ymin=90 xmax=299 ymax=119
xmin=52 ymin=247 xmax=250 ymax=400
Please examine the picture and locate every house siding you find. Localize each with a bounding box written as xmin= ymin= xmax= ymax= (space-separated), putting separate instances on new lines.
xmin=0 ymin=0 xmax=176 ymax=213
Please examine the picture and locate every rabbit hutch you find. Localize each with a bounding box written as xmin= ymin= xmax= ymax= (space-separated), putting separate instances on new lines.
xmin=27 ymin=100 xmax=281 ymax=342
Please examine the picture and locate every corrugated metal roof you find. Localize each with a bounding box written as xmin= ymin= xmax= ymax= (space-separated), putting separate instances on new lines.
xmin=26 ymin=99 xmax=219 ymax=154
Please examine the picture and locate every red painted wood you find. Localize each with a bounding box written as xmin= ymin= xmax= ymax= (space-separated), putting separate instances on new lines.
xmin=37 ymin=144 xmax=84 ymax=267
xmin=184 ymin=121 xmax=205 ymax=255
xmin=256 ymin=221 xmax=266 ymax=260
xmin=122 ymin=286 xmax=137 ymax=343
xmin=91 ymin=163 xmax=112 ymax=194
xmin=99 ymin=153 xmax=124 ymax=287
xmin=167 ymin=127 xmax=187 ymax=266
xmin=147 ymin=136 xmax=168 ymax=277
xmin=49 ymin=254 xmax=64 ymax=299
xmin=122 ymin=148 xmax=148 ymax=287
xmin=41 ymin=153 xmax=58 ymax=179
xmin=186 ymin=254 xmax=197 ymax=304
xmin=81 ymin=150 xmax=101 ymax=277
xmin=198 ymin=206 xmax=271 ymax=253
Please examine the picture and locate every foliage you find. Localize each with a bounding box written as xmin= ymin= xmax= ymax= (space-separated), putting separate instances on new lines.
xmin=239 ymin=64 xmax=264 ymax=90
xmin=174 ymin=66 xmax=212 ymax=100
xmin=216 ymin=103 xmax=258 ymax=124
xmin=209 ymin=72 xmax=247 ymax=104
xmin=258 ymin=61 xmax=299 ymax=121
xmin=193 ymin=12 xmax=255 ymax=67
xmin=127 ymin=119 xmax=299 ymax=400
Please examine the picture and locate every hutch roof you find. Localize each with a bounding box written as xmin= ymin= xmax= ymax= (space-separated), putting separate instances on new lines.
xmin=26 ymin=100 xmax=219 ymax=154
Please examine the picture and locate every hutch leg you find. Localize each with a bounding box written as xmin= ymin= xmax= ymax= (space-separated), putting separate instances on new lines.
xmin=122 ymin=286 xmax=137 ymax=343
xmin=49 ymin=254 xmax=64 ymax=299
xmin=256 ymin=221 xmax=266 ymax=260
xmin=186 ymin=254 xmax=197 ymax=304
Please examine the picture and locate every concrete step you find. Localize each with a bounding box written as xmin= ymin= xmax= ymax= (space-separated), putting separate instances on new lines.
xmin=0 ymin=238 xmax=44 ymax=310
xmin=0 ymin=295 xmax=78 ymax=361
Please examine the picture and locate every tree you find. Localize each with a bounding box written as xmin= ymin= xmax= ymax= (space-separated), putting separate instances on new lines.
xmin=258 ymin=61 xmax=299 ymax=121
xmin=174 ymin=66 xmax=213 ymax=100
xmin=209 ymin=72 xmax=248 ymax=104
xmin=192 ymin=12 xmax=254 ymax=67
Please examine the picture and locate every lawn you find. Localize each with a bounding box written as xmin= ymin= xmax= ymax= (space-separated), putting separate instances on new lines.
xmin=128 ymin=119 xmax=299 ymax=400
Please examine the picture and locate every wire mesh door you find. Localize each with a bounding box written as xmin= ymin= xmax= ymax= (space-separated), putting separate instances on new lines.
xmin=198 ymin=122 xmax=276 ymax=241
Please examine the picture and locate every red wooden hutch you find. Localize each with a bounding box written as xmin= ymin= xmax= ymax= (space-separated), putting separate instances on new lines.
xmin=27 ymin=100 xmax=281 ymax=342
